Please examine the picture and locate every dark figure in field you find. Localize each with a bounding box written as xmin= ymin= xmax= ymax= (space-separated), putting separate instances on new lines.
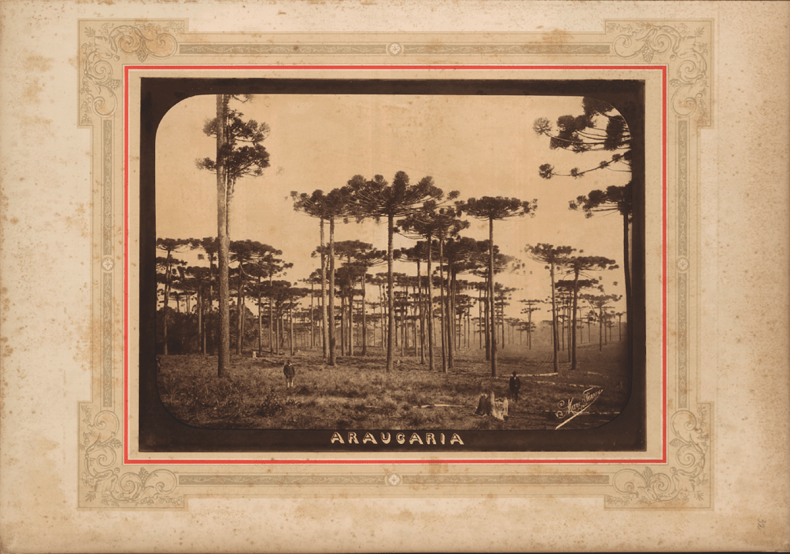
xmin=283 ymin=360 xmax=295 ymax=389
xmin=509 ymin=371 xmax=521 ymax=403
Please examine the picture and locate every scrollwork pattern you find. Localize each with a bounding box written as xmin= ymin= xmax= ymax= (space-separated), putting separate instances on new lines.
xmin=79 ymin=22 xmax=179 ymax=125
xmin=80 ymin=406 xmax=182 ymax=507
xmin=609 ymin=22 xmax=710 ymax=124
xmin=605 ymin=406 xmax=710 ymax=507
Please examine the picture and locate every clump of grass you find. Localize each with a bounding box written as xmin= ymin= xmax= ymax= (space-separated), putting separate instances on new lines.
xmin=379 ymin=395 xmax=398 ymax=416
xmin=405 ymin=391 xmax=427 ymax=406
xmin=407 ymin=409 xmax=427 ymax=427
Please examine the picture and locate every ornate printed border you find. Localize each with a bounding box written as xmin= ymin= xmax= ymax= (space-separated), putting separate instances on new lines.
xmin=78 ymin=19 xmax=712 ymax=509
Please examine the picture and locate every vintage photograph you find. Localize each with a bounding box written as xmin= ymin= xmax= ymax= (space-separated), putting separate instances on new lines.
xmin=141 ymin=78 xmax=645 ymax=451
xmin=8 ymin=4 xmax=789 ymax=549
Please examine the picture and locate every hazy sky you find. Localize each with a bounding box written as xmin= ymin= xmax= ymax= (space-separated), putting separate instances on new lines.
xmin=156 ymin=93 xmax=631 ymax=320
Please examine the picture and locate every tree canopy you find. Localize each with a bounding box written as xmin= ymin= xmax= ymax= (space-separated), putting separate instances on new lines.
xmin=291 ymin=187 xmax=353 ymax=222
xmin=570 ymin=182 xmax=633 ymax=221
xmin=534 ymin=97 xmax=632 ymax=180
xmin=458 ymin=196 xmax=537 ymax=222
xmin=197 ymin=103 xmax=271 ymax=196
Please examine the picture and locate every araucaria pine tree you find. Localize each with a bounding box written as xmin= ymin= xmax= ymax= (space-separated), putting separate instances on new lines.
xmin=197 ymin=94 xmax=270 ymax=377
xmin=459 ymin=197 xmax=537 ymax=377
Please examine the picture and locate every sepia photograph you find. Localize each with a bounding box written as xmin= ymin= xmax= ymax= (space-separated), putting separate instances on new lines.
xmin=140 ymin=78 xmax=646 ymax=451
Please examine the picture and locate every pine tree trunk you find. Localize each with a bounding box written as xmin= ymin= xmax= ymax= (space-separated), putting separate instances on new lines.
xmin=466 ymin=310 xmax=470 ymax=349
xmin=310 ymin=281 xmax=315 ymax=344
xmin=277 ymin=311 xmax=282 ymax=352
xmin=503 ymin=309 xmax=507 ymax=349
xmin=361 ymin=272 xmax=368 ymax=356
xmin=349 ymin=280 xmax=355 ymax=357
xmin=568 ymin=305 xmax=572 ymax=359
xmin=257 ymin=274 xmax=263 ymax=353
xmin=417 ymin=262 xmax=424 ymax=364
xmin=344 ymin=292 xmax=349 ymax=356
xmin=550 ymin=260 xmax=559 ymax=373
xmin=527 ymin=306 xmax=532 ymax=350
xmin=197 ymin=284 xmax=202 ymax=355
xmin=598 ymin=306 xmax=603 ymax=352
xmin=460 ymin=307 xmax=464 ymax=350
xmin=599 ymin=305 xmax=603 ymax=351
xmin=236 ymin=265 xmax=245 ymax=356
xmin=484 ymin=278 xmax=490 ymax=360
xmin=478 ymin=287 xmax=483 ymax=350
xmin=571 ymin=270 xmax=580 ymax=370
xmin=328 ymin=218 xmax=337 ymax=366
xmin=622 ymin=211 xmax=632 ymax=359
xmin=289 ymin=304 xmax=294 ymax=357
xmin=385 ymin=214 xmax=395 ymax=372
xmin=438 ymin=237 xmax=447 ymax=373
xmin=320 ymin=219 xmax=328 ymax=358
xmin=379 ymin=284 xmax=385 ymax=349
xmin=413 ymin=306 xmax=418 ymax=358
xmin=426 ymin=237 xmax=435 ymax=371
xmin=268 ymin=274 xmax=274 ymax=354
xmin=399 ymin=284 xmax=405 ymax=357
xmin=163 ymin=252 xmax=171 ymax=356
xmin=340 ymin=293 xmax=346 ymax=356
xmin=488 ymin=219 xmax=497 ymax=377
xmin=448 ymin=269 xmax=456 ymax=370
xmin=205 ymin=258 xmax=214 ymax=355
xmin=215 ymin=94 xmax=230 ymax=377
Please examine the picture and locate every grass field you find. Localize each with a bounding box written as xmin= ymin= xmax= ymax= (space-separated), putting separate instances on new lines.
xmin=157 ymin=340 xmax=632 ymax=431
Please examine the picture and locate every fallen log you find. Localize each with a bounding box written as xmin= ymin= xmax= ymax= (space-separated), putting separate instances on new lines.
xmin=534 ymin=381 xmax=590 ymax=388
xmin=528 ymin=373 xmax=564 ymax=377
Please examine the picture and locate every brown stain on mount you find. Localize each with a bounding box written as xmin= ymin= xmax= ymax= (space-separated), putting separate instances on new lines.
xmin=25 ymin=54 xmax=53 ymax=73
xmin=61 ymin=201 xmax=90 ymax=241
xmin=542 ymin=29 xmax=571 ymax=45
xmin=24 ymin=78 xmax=44 ymax=105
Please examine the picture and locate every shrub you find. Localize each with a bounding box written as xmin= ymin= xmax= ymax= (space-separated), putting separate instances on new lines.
xmin=257 ymin=390 xmax=284 ymax=417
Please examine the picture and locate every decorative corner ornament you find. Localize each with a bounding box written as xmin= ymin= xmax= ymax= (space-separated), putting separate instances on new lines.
xmin=605 ymin=405 xmax=711 ymax=508
xmin=80 ymin=22 xmax=180 ymax=125
xmin=609 ymin=21 xmax=711 ymax=126
xmin=79 ymin=405 xmax=184 ymax=508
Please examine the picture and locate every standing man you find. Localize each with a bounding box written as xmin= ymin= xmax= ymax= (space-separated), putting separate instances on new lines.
xmin=509 ymin=371 xmax=521 ymax=403
xmin=283 ymin=359 xmax=296 ymax=390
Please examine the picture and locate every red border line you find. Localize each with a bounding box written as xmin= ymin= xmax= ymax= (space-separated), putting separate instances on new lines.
xmin=123 ymin=64 xmax=667 ymax=465
xmin=124 ymin=70 xmax=130 ymax=459
xmin=661 ymin=66 xmax=668 ymax=463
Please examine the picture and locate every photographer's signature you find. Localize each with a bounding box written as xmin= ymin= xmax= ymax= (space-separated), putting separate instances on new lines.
xmin=554 ymin=387 xmax=604 ymax=430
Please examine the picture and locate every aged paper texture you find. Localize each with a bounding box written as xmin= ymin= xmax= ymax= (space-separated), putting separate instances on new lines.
xmin=1 ymin=1 xmax=788 ymax=552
